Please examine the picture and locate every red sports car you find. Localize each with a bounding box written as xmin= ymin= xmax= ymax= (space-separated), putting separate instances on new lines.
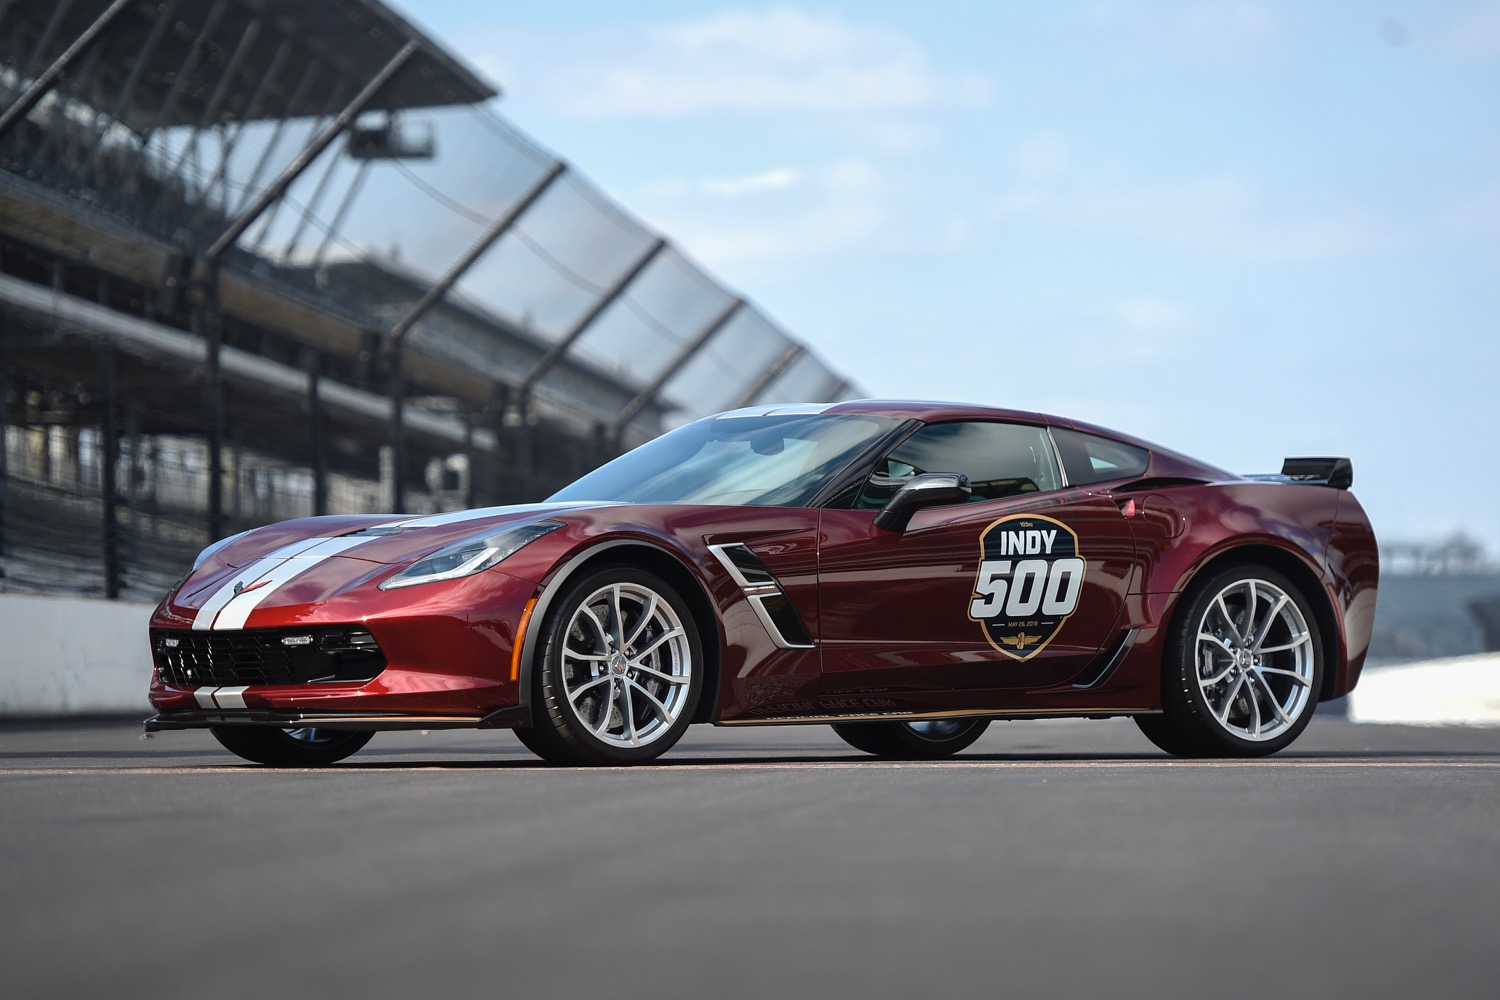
xmin=145 ymin=401 xmax=1378 ymax=765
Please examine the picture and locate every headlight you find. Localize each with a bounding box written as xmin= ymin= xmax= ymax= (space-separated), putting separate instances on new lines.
xmin=192 ymin=529 xmax=251 ymax=570
xmin=378 ymin=519 xmax=563 ymax=590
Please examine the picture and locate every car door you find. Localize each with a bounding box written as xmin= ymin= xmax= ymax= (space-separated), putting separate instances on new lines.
xmin=816 ymin=420 xmax=1136 ymax=695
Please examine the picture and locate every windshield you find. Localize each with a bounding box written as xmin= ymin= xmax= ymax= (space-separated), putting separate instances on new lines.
xmin=550 ymin=412 xmax=904 ymax=507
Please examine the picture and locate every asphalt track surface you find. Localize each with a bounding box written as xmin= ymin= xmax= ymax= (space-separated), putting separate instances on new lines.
xmin=4 ymin=716 xmax=1499 ymax=1000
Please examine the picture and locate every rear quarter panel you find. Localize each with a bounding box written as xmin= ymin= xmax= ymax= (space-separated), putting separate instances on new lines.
xmin=1111 ymin=480 xmax=1376 ymax=703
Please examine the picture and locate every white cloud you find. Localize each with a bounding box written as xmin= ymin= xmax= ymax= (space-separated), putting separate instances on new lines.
xmin=988 ymin=145 xmax=1401 ymax=261
xmin=1082 ymin=0 xmax=1282 ymax=72
xmin=632 ymin=158 xmax=887 ymax=275
xmin=1116 ymin=298 xmax=1193 ymax=332
xmin=699 ymin=168 xmax=801 ymax=197
xmin=531 ymin=7 xmax=990 ymax=118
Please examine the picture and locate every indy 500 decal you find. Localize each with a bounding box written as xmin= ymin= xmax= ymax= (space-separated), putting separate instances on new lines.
xmin=967 ymin=514 xmax=1086 ymax=661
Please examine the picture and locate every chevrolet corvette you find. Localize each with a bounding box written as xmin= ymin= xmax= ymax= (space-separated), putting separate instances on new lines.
xmin=145 ymin=400 xmax=1378 ymax=765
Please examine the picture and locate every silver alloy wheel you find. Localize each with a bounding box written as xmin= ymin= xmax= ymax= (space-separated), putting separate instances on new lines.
xmin=285 ymin=728 xmax=338 ymax=745
xmin=906 ymin=720 xmax=971 ymax=740
xmin=1193 ymin=577 xmax=1315 ymax=742
xmin=560 ymin=581 xmax=693 ymax=749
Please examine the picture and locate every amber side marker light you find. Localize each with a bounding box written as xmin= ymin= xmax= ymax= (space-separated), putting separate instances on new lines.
xmin=510 ymin=597 xmax=539 ymax=682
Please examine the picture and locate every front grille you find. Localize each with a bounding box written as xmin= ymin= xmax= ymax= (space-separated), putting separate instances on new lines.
xmin=152 ymin=628 xmax=387 ymax=687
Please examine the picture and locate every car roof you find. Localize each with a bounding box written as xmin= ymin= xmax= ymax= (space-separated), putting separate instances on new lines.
xmin=726 ymin=399 xmax=1232 ymax=481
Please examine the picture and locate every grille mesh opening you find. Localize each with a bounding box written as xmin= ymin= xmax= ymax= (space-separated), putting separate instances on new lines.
xmin=152 ymin=628 xmax=387 ymax=687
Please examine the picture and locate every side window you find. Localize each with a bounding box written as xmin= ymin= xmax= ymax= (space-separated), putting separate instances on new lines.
xmin=1052 ymin=427 xmax=1150 ymax=486
xmin=856 ymin=422 xmax=1063 ymax=509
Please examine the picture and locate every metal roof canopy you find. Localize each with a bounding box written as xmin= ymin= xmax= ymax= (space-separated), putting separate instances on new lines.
xmin=1 ymin=0 xmax=497 ymax=133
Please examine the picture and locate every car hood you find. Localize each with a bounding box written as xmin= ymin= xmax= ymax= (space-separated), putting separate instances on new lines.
xmin=164 ymin=503 xmax=613 ymax=630
xmin=208 ymin=503 xmax=607 ymax=570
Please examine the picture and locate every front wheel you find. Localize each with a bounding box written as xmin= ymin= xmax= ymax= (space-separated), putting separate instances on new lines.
xmin=210 ymin=726 xmax=373 ymax=766
xmin=832 ymin=718 xmax=991 ymax=759
xmin=1136 ymin=565 xmax=1323 ymax=758
xmin=518 ymin=566 xmax=703 ymax=765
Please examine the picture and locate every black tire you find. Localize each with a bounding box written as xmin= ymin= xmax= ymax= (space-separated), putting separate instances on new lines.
xmin=210 ymin=726 xmax=373 ymax=766
xmin=521 ymin=566 xmax=703 ymax=766
xmin=832 ymin=718 xmax=991 ymax=759
xmin=1136 ymin=564 xmax=1324 ymax=758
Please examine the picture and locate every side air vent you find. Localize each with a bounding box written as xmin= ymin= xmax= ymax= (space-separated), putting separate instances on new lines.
xmin=708 ymin=543 xmax=815 ymax=649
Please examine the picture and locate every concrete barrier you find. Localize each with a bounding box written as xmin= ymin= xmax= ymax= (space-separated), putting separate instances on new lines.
xmin=1348 ymin=653 xmax=1500 ymax=727
xmin=3 ymin=591 xmax=1498 ymax=724
xmin=0 ymin=594 xmax=154 ymax=716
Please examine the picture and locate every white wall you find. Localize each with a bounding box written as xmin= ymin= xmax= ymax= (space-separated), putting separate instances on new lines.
xmin=0 ymin=595 xmax=155 ymax=715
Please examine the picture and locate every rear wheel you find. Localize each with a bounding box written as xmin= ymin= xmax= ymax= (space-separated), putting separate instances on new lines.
xmin=518 ymin=567 xmax=702 ymax=766
xmin=1136 ymin=565 xmax=1323 ymax=758
xmin=210 ymin=726 xmax=373 ymax=766
xmin=832 ymin=718 xmax=991 ymax=759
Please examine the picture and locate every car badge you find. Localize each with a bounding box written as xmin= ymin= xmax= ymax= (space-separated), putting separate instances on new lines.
xmin=232 ymin=579 xmax=271 ymax=596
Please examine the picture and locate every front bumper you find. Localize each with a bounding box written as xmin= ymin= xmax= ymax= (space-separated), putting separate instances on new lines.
xmin=143 ymin=704 xmax=531 ymax=733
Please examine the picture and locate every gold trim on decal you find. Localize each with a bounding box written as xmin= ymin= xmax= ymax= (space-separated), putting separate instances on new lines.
xmin=967 ymin=512 xmax=1086 ymax=663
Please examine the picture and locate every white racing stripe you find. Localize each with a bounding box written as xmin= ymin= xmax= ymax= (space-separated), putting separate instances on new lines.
xmin=212 ymin=686 xmax=250 ymax=709
xmin=188 ymin=507 xmax=596 ymax=632
xmin=209 ymin=536 xmax=371 ymax=631
xmin=193 ymin=689 xmax=217 ymax=708
xmin=191 ymin=536 xmax=352 ymax=631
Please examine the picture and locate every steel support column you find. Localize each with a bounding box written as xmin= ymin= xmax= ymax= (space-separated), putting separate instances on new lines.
xmin=519 ymin=238 xmax=669 ymax=394
xmin=734 ymin=344 xmax=805 ymax=409
xmin=0 ymin=0 xmax=132 ymax=140
xmin=510 ymin=237 xmax=667 ymax=496
xmin=385 ymin=160 xmax=566 ymax=511
xmin=141 ymin=0 xmax=231 ymax=140
xmin=206 ymin=39 xmax=420 ymax=264
xmin=232 ymin=58 xmax=328 ymax=218
xmin=0 ymin=332 xmax=8 ymax=558
xmin=610 ymin=297 xmax=745 ymax=447
xmin=306 ymin=352 xmax=328 ymax=515
xmin=192 ymin=263 xmax=226 ymax=542
xmin=99 ymin=343 xmax=121 ymax=598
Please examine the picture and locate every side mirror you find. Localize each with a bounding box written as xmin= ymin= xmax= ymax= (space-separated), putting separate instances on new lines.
xmin=874 ymin=473 xmax=972 ymax=533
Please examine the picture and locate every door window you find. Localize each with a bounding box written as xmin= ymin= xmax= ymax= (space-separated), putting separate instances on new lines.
xmin=855 ymin=421 xmax=1063 ymax=509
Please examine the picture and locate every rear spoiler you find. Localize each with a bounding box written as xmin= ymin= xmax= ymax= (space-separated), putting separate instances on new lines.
xmin=1246 ymin=457 xmax=1353 ymax=489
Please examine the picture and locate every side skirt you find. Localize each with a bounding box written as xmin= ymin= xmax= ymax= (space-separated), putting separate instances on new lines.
xmin=716 ymin=707 xmax=1157 ymax=727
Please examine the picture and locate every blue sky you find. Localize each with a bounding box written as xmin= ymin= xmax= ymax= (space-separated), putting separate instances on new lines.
xmin=407 ymin=1 xmax=1500 ymax=556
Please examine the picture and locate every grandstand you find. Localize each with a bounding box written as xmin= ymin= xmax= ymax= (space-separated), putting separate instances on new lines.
xmin=0 ymin=0 xmax=859 ymax=602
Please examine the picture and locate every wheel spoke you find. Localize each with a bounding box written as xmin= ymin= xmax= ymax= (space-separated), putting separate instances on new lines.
xmin=628 ymin=677 xmax=673 ymax=723
xmin=1250 ymin=669 xmax=1295 ymax=725
xmin=1216 ymin=674 xmax=1245 ymax=725
xmin=1200 ymin=658 xmax=1235 ymax=686
xmin=568 ymin=673 xmax=613 ymax=698
xmin=1214 ymin=593 xmax=1245 ymax=643
xmin=577 ymin=605 xmax=611 ymax=652
xmin=1198 ymin=632 xmax=1236 ymax=656
xmin=624 ymin=593 xmax=658 ymax=648
xmin=1258 ymin=665 xmax=1311 ymax=686
xmin=622 ymin=679 xmax=639 ymax=746
xmin=629 ymin=626 xmax=686 ymax=665
xmin=1243 ymin=581 xmax=1258 ymax=645
xmin=1248 ymin=595 xmax=1290 ymax=652
xmin=632 ymin=663 xmax=689 ymax=685
xmin=1247 ymin=675 xmax=1263 ymax=737
xmin=590 ymin=679 xmax=617 ymax=737
xmin=1257 ymin=633 xmax=1311 ymax=655
xmin=563 ymin=649 xmax=608 ymax=663
xmin=610 ymin=585 xmax=627 ymax=647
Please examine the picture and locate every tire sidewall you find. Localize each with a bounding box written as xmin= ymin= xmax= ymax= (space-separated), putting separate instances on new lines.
xmin=210 ymin=726 xmax=373 ymax=766
xmin=832 ymin=718 xmax=990 ymax=759
xmin=537 ymin=566 xmax=703 ymax=765
xmin=1166 ymin=565 xmax=1324 ymax=757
